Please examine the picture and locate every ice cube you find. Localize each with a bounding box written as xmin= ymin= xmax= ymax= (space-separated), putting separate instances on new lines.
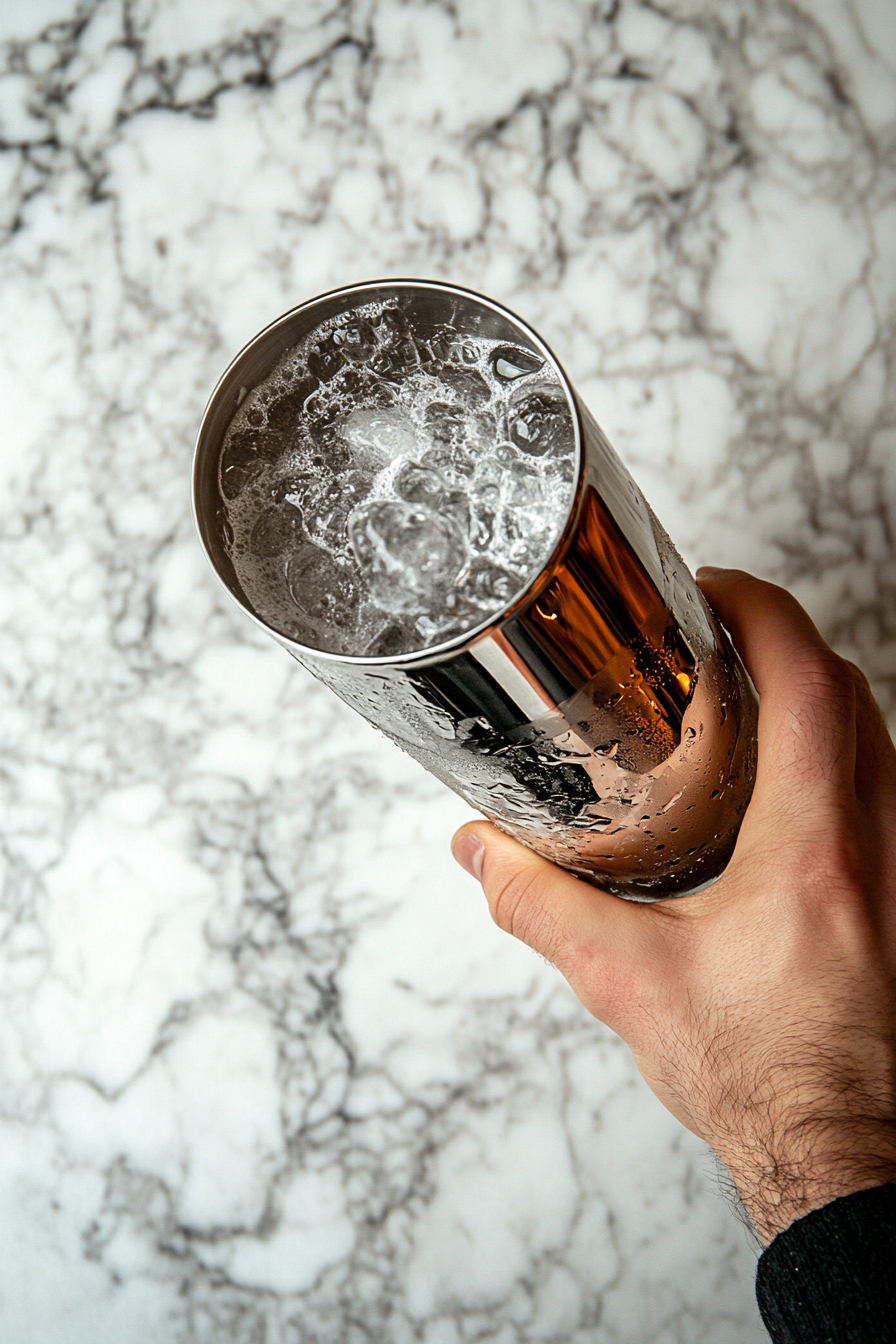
xmin=424 ymin=401 xmax=467 ymax=448
xmin=304 ymin=469 xmax=375 ymax=554
xmin=332 ymin=315 xmax=376 ymax=363
xmin=420 ymin=443 xmax=475 ymax=485
xmin=250 ymin=503 xmax=303 ymax=558
xmin=489 ymin=346 xmax=544 ymax=381
xmin=462 ymin=558 xmax=520 ymax=610
xmin=349 ymin=500 xmax=467 ymax=615
xmin=286 ymin=546 xmax=358 ymax=630
xmin=266 ymin=378 xmax=316 ymax=431
xmin=268 ymin=467 xmax=316 ymax=510
xmin=302 ymin=385 xmax=342 ymax=436
xmin=466 ymin=410 xmax=498 ymax=458
xmin=323 ymin=365 xmax=393 ymax=414
xmin=418 ymin=332 xmax=453 ymax=372
xmin=491 ymin=442 xmax=519 ymax=466
xmin=468 ymin=476 xmax=501 ymax=548
xmin=394 ymin=461 xmax=470 ymax=536
xmin=438 ymin=364 xmax=492 ymax=406
xmin=470 ymin=474 xmax=501 ymax=506
xmin=219 ymin=429 xmax=284 ymax=499
xmin=412 ymin=612 xmax=467 ymax=644
xmin=498 ymin=501 xmax=553 ymax=570
xmin=438 ymin=487 xmax=471 ymax=536
xmin=365 ymin=620 xmax=416 ymax=657
xmin=424 ymin=402 xmax=496 ymax=460
xmin=508 ymin=392 xmax=572 ymax=457
xmin=369 ymin=350 xmax=393 ymax=377
xmin=505 ymin=458 xmax=545 ymax=508
xmin=542 ymin=451 xmax=576 ymax=485
xmin=424 ymin=410 xmax=489 ymax=479
xmin=372 ymin=307 xmax=418 ymax=376
xmin=307 ymin=334 xmax=345 ymax=382
xmin=341 ymin=407 xmax=417 ymax=465
xmin=394 ymin=461 xmax=445 ymax=505
xmin=421 ymin=443 xmax=475 ymax=486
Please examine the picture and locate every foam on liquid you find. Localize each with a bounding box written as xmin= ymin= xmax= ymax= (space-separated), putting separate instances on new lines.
xmin=219 ymin=300 xmax=576 ymax=656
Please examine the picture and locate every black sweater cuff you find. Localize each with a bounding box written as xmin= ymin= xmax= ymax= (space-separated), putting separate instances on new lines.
xmin=755 ymin=1183 xmax=896 ymax=1343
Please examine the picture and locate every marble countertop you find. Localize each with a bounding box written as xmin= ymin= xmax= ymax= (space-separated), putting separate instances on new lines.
xmin=1 ymin=2 xmax=894 ymax=1340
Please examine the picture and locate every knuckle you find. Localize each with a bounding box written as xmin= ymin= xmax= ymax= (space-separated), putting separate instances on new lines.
xmin=487 ymin=862 xmax=562 ymax=956
xmin=777 ymin=649 xmax=855 ymax=770
xmin=791 ymin=646 xmax=853 ymax=704
xmin=787 ymin=829 xmax=854 ymax=889
xmin=845 ymin=659 xmax=872 ymax=695
xmin=487 ymin=863 xmax=540 ymax=939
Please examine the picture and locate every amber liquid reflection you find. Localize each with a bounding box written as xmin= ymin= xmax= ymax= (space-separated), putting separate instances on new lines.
xmin=507 ymin=486 xmax=697 ymax=774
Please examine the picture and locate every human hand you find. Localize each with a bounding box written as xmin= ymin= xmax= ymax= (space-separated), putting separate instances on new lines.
xmin=451 ymin=569 xmax=896 ymax=1245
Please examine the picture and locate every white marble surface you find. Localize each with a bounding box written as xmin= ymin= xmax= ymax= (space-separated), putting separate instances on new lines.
xmin=1 ymin=1 xmax=894 ymax=1340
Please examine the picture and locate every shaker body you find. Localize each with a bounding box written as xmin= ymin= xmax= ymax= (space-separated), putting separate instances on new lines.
xmin=193 ymin=280 xmax=757 ymax=900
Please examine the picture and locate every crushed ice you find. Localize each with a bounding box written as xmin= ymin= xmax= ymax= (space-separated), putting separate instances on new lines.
xmin=219 ymin=300 xmax=575 ymax=655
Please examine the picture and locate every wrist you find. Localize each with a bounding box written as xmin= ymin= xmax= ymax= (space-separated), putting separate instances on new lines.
xmin=716 ymin=1118 xmax=896 ymax=1245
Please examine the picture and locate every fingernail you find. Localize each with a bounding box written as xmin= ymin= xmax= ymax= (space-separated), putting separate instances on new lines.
xmin=452 ymin=833 xmax=485 ymax=882
xmin=696 ymin=565 xmax=724 ymax=578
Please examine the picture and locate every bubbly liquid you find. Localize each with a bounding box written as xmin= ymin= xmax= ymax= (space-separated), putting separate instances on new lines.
xmin=219 ymin=301 xmax=575 ymax=655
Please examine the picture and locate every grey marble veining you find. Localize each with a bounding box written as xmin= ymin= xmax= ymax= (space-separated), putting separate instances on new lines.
xmin=0 ymin=2 xmax=893 ymax=1341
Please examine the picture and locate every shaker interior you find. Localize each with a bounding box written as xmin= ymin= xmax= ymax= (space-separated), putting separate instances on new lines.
xmin=193 ymin=280 xmax=576 ymax=660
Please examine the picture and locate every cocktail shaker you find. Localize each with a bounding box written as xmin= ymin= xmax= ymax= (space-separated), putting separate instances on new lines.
xmin=193 ymin=280 xmax=757 ymax=900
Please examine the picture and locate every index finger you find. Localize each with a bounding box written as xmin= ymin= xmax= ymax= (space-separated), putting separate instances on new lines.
xmin=697 ymin=568 xmax=856 ymax=809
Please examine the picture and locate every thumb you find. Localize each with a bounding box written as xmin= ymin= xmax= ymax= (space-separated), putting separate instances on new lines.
xmin=451 ymin=820 xmax=659 ymax=1032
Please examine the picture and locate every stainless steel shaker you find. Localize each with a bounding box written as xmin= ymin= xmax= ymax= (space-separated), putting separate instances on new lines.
xmin=193 ymin=280 xmax=757 ymax=900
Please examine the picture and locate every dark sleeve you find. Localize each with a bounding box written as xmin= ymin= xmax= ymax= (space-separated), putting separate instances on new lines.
xmin=755 ymin=1184 xmax=896 ymax=1343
